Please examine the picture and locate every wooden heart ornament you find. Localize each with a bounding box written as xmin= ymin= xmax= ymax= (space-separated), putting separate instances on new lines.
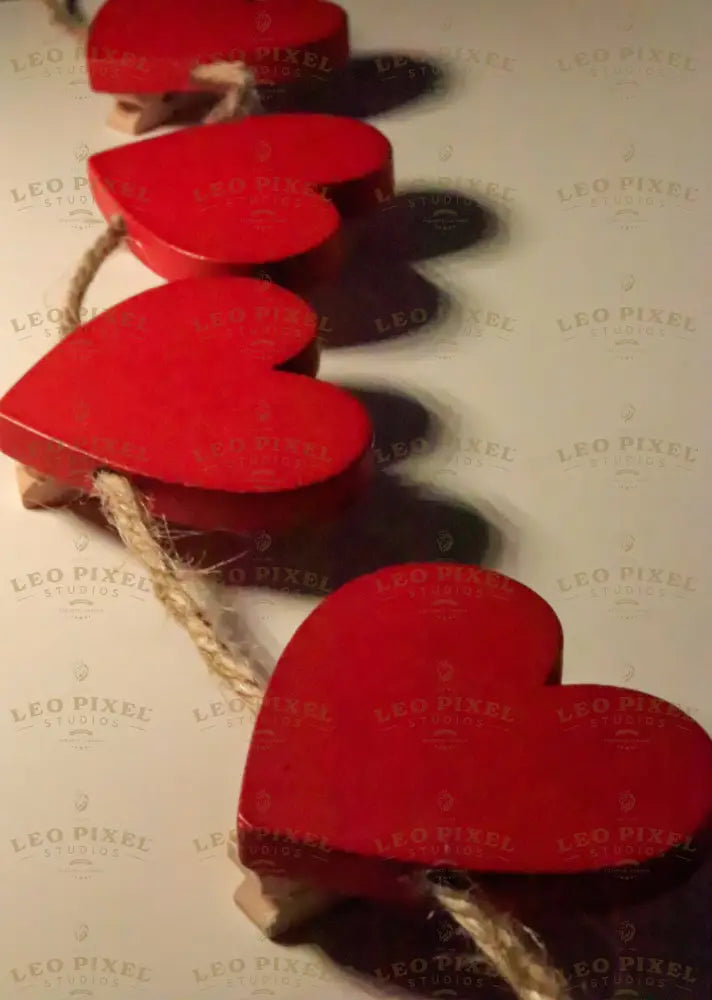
xmin=0 ymin=277 xmax=373 ymax=533
xmin=88 ymin=0 xmax=351 ymax=132
xmin=237 ymin=563 xmax=712 ymax=903
xmin=89 ymin=0 xmax=350 ymax=93
xmin=88 ymin=114 xmax=394 ymax=282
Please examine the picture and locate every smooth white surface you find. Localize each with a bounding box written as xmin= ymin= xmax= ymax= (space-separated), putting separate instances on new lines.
xmin=1 ymin=0 xmax=711 ymax=997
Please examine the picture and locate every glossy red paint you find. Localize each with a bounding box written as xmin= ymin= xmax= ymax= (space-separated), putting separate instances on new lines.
xmin=238 ymin=563 xmax=712 ymax=900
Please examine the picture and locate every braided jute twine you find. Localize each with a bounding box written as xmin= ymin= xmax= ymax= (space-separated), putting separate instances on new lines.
xmin=36 ymin=5 xmax=572 ymax=999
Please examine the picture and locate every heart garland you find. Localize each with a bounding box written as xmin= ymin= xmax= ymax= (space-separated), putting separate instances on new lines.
xmin=2 ymin=113 xmax=393 ymax=530
xmin=13 ymin=6 xmax=698 ymax=1000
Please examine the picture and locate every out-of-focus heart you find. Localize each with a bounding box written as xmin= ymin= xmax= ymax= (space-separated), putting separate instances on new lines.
xmin=88 ymin=0 xmax=350 ymax=93
xmin=238 ymin=563 xmax=712 ymax=900
xmin=88 ymin=114 xmax=393 ymax=281
xmin=0 ymin=277 xmax=372 ymax=532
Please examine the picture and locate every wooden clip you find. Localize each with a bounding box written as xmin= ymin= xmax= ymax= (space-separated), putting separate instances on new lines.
xmin=107 ymin=91 xmax=214 ymax=135
xmin=16 ymin=465 xmax=81 ymax=509
xmin=227 ymin=830 xmax=335 ymax=938
xmin=233 ymin=870 xmax=336 ymax=939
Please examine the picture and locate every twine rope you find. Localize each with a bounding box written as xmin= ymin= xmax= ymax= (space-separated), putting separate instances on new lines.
xmin=59 ymin=215 xmax=126 ymax=337
xmin=40 ymin=0 xmax=85 ymax=39
xmin=425 ymin=878 xmax=571 ymax=1000
xmin=192 ymin=61 xmax=262 ymax=122
xmin=56 ymin=216 xmax=263 ymax=709
xmin=94 ymin=471 xmax=264 ymax=711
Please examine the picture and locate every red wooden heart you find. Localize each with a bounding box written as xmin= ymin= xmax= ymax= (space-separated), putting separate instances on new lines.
xmin=88 ymin=0 xmax=350 ymax=93
xmin=237 ymin=563 xmax=712 ymax=900
xmin=0 ymin=277 xmax=373 ymax=533
xmin=88 ymin=114 xmax=394 ymax=281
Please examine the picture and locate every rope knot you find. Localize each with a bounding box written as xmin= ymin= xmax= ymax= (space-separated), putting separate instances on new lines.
xmin=191 ymin=61 xmax=262 ymax=123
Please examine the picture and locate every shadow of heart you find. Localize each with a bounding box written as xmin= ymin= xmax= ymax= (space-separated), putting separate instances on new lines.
xmin=268 ymin=842 xmax=712 ymax=1000
xmin=159 ymin=53 xmax=451 ymax=125
xmin=46 ymin=383 xmax=499 ymax=598
xmin=144 ymin=53 xmax=450 ymax=130
xmin=305 ymin=187 xmax=503 ymax=349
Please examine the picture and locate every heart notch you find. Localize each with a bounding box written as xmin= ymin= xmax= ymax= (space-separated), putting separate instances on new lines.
xmin=0 ymin=276 xmax=374 ymax=533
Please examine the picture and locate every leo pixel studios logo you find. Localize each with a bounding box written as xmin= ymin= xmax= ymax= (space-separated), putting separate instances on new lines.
xmin=438 ymin=406 xmax=518 ymax=474
xmin=222 ymin=529 xmax=331 ymax=595
xmin=369 ymin=952 xmax=501 ymax=997
xmin=553 ymin=403 xmax=699 ymax=490
xmin=556 ymin=43 xmax=696 ymax=95
xmin=8 ymin=922 xmax=152 ymax=994
xmin=555 ymin=272 xmax=698 ymax=361
xmin=9 ymin=302 xmax=101 ymax=343
xmin=555 ymin=1 xmax=697 ymax=101
xmin=10 ymin=142 xmax=103 ymax=230
xmin=557 ymin=144 xmax=699 ymax=229
xmin=426 ymin=288 xmax=519 ymax=359
xmin=10 ymin=532 xmax=151 ymax=621
xmin=372 ymin=657 xmax=515 ymax=751
xmin=9 ymin=660 xmax=154 ymax=751
xmin=189 ymin=951 xmax=335 ymax=993
xmin=10 ymin=791 xmax=153 ymax=879
xmin=401 ymin=177 xmax=517 ymax=219
xmin=8 ymin=40 xmax=89 ymax=97
xmin=555 ymin=533 xmax=698 ymax=621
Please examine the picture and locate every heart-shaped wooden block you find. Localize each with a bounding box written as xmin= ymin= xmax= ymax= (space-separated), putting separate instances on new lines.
xmin=88 ymin=114 xmax=393 ymax=281
xmin=0 ymin=277 xmax=373 ymax=532
xmin=238 ymin=563 xmax=712 ymax=901
xmin=88 ymin=0 xmax=350 ymax=93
